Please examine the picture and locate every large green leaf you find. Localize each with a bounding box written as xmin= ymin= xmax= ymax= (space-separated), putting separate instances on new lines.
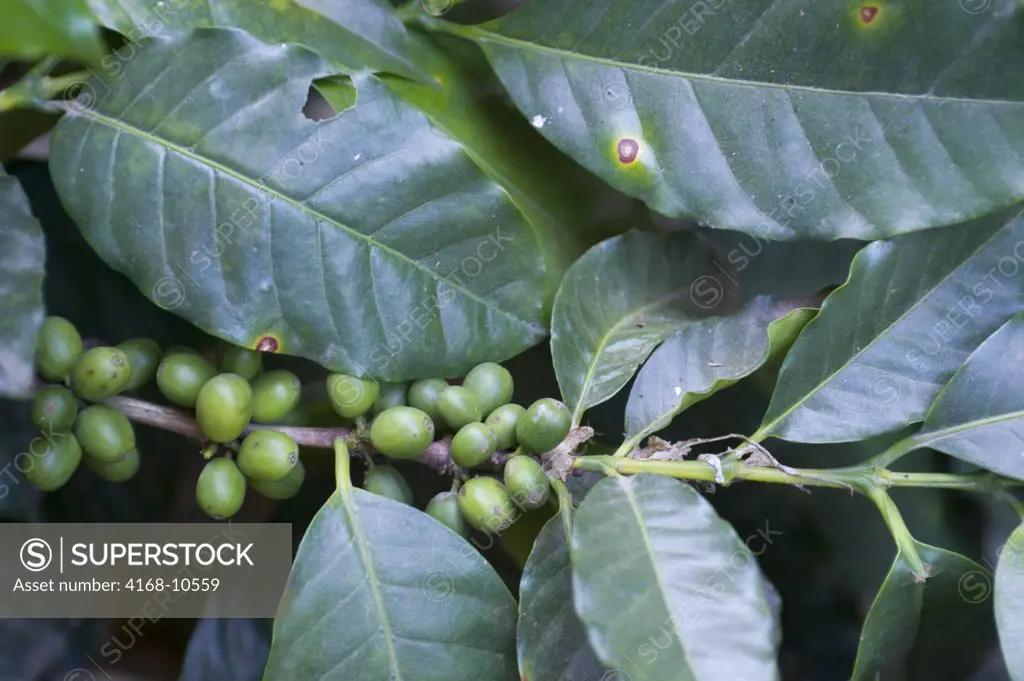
xmin=623 ymin=237 xmax=858 ymax=446
xmin=996 ymin=523 xmax=1024 ymax=681
xmin=571 ymin=474 xmax=779 ymax=681
xmin=913 ymin=313 xmax=1024 ymax=479
xmin=851 ymin=542 xmax=995 ymax=680
xmin=518 ymin=511 xmax=607 ymax=681
xmin=86 ymin=0 xmax=429 ymax=81
xmin=0 ymin=0 xmax=104 ymax=64
xmin=551 ymin=230 xmax=725 ymax=424
xmin=756 ymin=211 xmax=1024 ymax=444
xmin=49 ymin=28 xmax=576 ymax=380
xmin=0 ymin=166 xmax=45 ymax=399
xmin=264 ymin=485 xmax=517 ymax=679
xmin=436 ymin=0 xmax=1024 ymax=240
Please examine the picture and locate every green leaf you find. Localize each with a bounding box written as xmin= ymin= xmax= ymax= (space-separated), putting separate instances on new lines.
xmin=625 ymin=304 xmax=814 ymax=445
xmin=178 ymin=618 xmax=270 ymax=681
xmin=756 ymin=211 xmax=1024 ymax=444
xmin=996 ymin=522 xmax=1024 ymax=681
xmin=0 ymin=166 xmax=45 ymax=399
xmin=571 ymin=474 xmax=779 ymax=681
xmin=86 ymin=0 xmax=430 ymax=81
xmin=551 ymin=230 xmax=726 ymax=424
xmin=913 ymin=313 xmax=1024 ymax=479
xmin=0 ymin=0 xmax=104 ymax=64
xmin=440 ymin=0 xmax=1024 ymax=240
xmin=48 ymin=28 xmax=572 ymax=380
xmin=851 ymin=542 xmax=995 ymax=680
xmin=518 ymin=511 xmax=607 ymax=681
xmin=623 ymin=237 xmax=858 ymax=446
xmin=264 ymin=486 xmax=517 ymax=679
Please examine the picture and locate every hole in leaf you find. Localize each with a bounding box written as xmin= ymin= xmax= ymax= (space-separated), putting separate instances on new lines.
xmin=305 ymin=75 xmax=356 ymax=121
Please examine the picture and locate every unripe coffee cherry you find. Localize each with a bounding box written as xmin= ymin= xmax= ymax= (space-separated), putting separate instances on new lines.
xmin=25 ymin=432 xmax=82 ymax=491
xmin=326 ymin=373 xmax=380 ymax=418
xmin=35 ymin=316 xmax=83 ymax=381
xmin=371 ymin=382 xmax=408 ymax=415
xmin=237 ymin=430 xmax=298 ymax=482
xmin=249 ymin=460 xmax=305 ymax=499
xmin=407 ymin=378 xmax=448 ymax=424
xmin=363 ymin=465 xmax=413 ymax=505
xmin=504 ymin=455 xmax=551 ymax=510
xmin=117 ymin=338 xmax=161 ymax=391
xmin=250 ymin=370 xmax=301 ymax=423
xmin=156 ymin=352 xmax=217 ymax=407
xmin=87 ymin=448 xmax=140 ymax=482
xmin=516 ymin=398 xmax=571 ymax=453
xmin=451 ymin=422 xmax=498 ymax=468
xmin=73 ymin=405 xmax=136 ymax=463
xmin=31 ymin=385 xmax=78 ymax=432
xmin=457 ymin=476 xmax=517 ymax=533
xmin=463 ymin=362 xmax=514 ymax=418
xmin=196 ymin=374 xmax=253 ymax=443
xmin=370 ymin=406 xmax=434 ymax=459
xmin=426 ymin=491 xmax=468 ymax=536
xmin=485 ymin=403 xmax=525 ymax=451
xmin=70 ymin=346 xmax=132 ymax=401
xmin=196 ymin=458 xmax=246 ymax=519
xmin=438 ymin=386 xmax=483 ymax=430
xmin=220 ymin=346 xmax=262 ymax=381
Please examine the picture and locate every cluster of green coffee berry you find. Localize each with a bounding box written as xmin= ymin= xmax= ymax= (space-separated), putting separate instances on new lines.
xmin=329 ymin=363 xmax=571 ymax=537
xmin=27 ymin=316 xmax=306 ymax=517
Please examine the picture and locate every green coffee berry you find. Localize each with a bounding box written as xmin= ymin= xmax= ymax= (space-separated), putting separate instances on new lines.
xmin=437 ymin=386 xmax=483 ymax=430
xmin=369 ymin=406 xmax=434 ymax=459
xmin=24 ymin=432 xmax=82 ymax=491
xmin=516 ymin=398 xmax=571 ymax=453
xmin=117 ymin=338 xmax=161 ymax=391
xmin=485 ymin=403 xmax=525 ymax=451
xmin=326 ymin=373 xmax=380 ymax=418
xmin=407 ymin=378 xmax=448 ymax=424
xmin=463 ymin=362 xmax=514 ymax=418
xmin=504 ymin=455 xmax=551 ymax=510
xmin=450 ymin=422 xmax=498 ymax=468
xmin=220 ymin=346 xmax=263 ymax=381
xmin=457 ymin=477 xmax=517 ymax=534
xmin=426 ymin=491 xmax=468 ymax=536
xmin=237 ymin=430 xmax=298 ymax=482
xmin=73 ymin=405 xmax=136 ymax=463
xmin=363 ymin=465 xmax=413 ymax=505
xmin=35 ymin=316 xmax=83 ymax=381
xmin=87 ymin=448 xmax=140 ymax=482
xmin=371 ymin=382 xmax=408 ymax=415
xmin=70 ymin=346 xmax=133 ymax=401
xmin=249 ymin=460 xmax=305 ymax=500
xmin=250 ymin=370 xmax=301 ymax=424
xmin=195 ymin=374 xmax=253 ymax=443
xmin=31 ymin=385 xmax=78 ymax=432
xmin=156 ymin=352 xmax=217 ymax=407
xmin=196 ymin=458 xmax=246 ymax=519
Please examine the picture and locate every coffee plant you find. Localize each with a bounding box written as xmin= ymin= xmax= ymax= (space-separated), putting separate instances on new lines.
xmin=2 ymin=0 xmax=1024 ymax=679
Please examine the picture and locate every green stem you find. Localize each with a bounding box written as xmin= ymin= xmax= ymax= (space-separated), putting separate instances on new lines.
xmin=868 ymin=434 xmax=917 ymax=467
xmin=334 ymin=438 xmax=351 ymax=493
xmin=0 ymin=69 xmax=90 ymax=113
xmin=867 ymin=486 xmax=928 ymax=577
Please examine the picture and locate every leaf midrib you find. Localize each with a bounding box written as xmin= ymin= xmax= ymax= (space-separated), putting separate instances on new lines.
xmin=337 ymin=487 xmax=404 ymax=681
xmin=917 ymin=408 xmax=1024 ymax=448
xmin=70 ymin=106 xmax=535 ymax=330
xmin=756 ymin=219 xmax=1016 ymax=439
xmin=564 ymin=287 xmax=696 ymax=423
xmin=458 ymin=22 xmax=1023 ymax=107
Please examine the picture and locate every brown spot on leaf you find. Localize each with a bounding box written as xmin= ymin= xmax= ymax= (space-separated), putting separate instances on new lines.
xmin=860 ymin=5 xmax=879 ymax=23
xmin=617 ymin=138 xmax=639 ymax=164
xmin=255 ymin=336 xmax=279 ymax=353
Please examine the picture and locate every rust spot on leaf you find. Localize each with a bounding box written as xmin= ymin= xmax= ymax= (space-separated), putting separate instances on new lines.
xmin=617 ymin=138 xmax=640 ymax=164
xmin=255 ymin=335 xmax=280 ymax=353
xmin=859 ymin=5 xmax=879 ymax=23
